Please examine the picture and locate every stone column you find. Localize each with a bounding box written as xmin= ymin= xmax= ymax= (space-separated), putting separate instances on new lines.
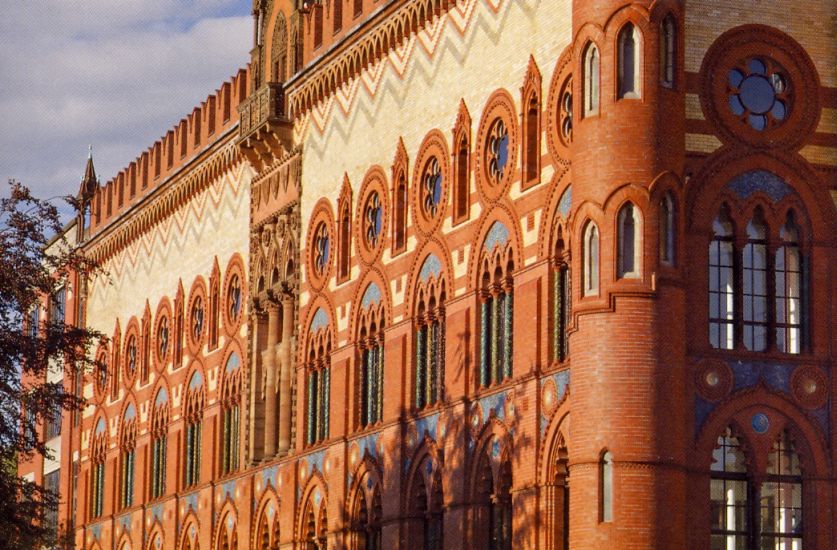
xmin=262 ymin=299 xmax=280 ymax=458
xmin=278 ymin=290 xmax=294 ymax=453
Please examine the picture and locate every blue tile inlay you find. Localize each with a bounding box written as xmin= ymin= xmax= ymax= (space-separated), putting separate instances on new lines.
xmin=118 ymin=513 xmax=131 ymax=534
xmin=414 ymin=413 xmax=440 ymax=441
xmin=91 ymin=524 xmax=102 ymax=541
xmin=811 ymin=406 xmax=829 ymax=436
xmin=419 ymin=254 xmax=442 ymax=282
xmin=310 ymin=307 xmax=328 ymax=332
xmin=558 ymin=185 xmax=572 ymax=218
xmin=751 ymin=412 xmax=770 ymax=434
xmin=261 ymin=465 xmax=278 ymax=488
xmin=730 ymin=361 xmax=791 ymax=393
xmin=151 ymin=504 xmax=164 ymax=522
xmin=727 ymin=170 xmax=793 ymax=202
xmin=184 ymin=492 xmax=198 ymax=513
xmin=220 ymin=480 xmax=236 ymax=501
xmin=483 ymin=221 xmax=510 ymax=252
xmin=361 ymin=283 xmax=382 ymax=308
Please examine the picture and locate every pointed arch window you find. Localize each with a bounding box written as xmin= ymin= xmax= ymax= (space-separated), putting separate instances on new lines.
xmin=119 ymin=405 xmax=137 ymax=510
xmin=522 ymin=94 xmax=540 ymax=185
xmin=708 ymin=193 xmax=808 ymax=354
xmin=775 ymin=214 xmax=803 ymax=353
xmin=358 ymin=305 xmax=384 ymax=429
xmin=660 ymin=15 xmax=676 ymax=87
xmin=220 ymin=353 xmax=242 ymax=475
xmin=90 ymin=418 xmax=107 ymax=519
xmin=617 ymin=202 xmax=642 ymax=278
xmin=478 ymin=250 xmax=514 ymax=388
xmin=454 ymin=135 xmax=470 ymax=222
xmin=583 ymin=222 xmax=599 ymax=296
xmin=583 ymin=44 xmax=600 ymax=116
xmin=150 ymin=389 xmax=168 ymax=500
xmin=473 ymin=441 xmax=512 ymax=549
xmin=303 ymin=498 xmax=328 ymax=550
xmin=709 ymin=427 xmax=803 ymax=548
xmin=306 ymin=329 xmax=331 ymax=446
xmin=552 ymin=227 xmax=571 ymax=362
xmin=617 ymin=24 xmax=641 ymax=99
xmin=660 ymin=193 xmax=676 ymax=265
xmin=709 ymin=207 xmax=735 ymax=350
xmin=409 ymin=456 xmax=443 ymax=550
xmin=183 ymin=372 xmax=204 ymax=488
xmin=209 ymin=275 xmax=220 ymax=350
xmin=393 ymin=172 xmax=407 ymax=253
xmin=339 ymin=203 xmax=351 ymax=281
xmin=742 ymin=210 xmax=768 ymax=351
xmin=415 ymin=272 xmax=445 ymax=410
xmin=600 ymin=451 xmax=613 ymax=522
xmin=350 ymin=474 xmax=383 ymax=550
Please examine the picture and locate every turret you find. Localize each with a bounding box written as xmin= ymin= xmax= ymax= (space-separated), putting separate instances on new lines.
xmin=76 ymin=145 xmax=99 ymax=242
xmin=568 ymin=2 xmax=688 ymax=548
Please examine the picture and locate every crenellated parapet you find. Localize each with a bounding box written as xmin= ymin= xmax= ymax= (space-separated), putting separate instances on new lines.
xmin=85 ymin=68 xmax=251 ymax=239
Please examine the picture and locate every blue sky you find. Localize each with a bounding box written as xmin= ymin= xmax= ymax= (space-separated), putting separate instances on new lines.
xmin=0 ymin=1 xmax=252 ymax=218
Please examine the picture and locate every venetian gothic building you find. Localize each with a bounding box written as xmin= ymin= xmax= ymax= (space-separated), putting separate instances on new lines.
xmin=19 ymin=0 xmax=836 ymax=549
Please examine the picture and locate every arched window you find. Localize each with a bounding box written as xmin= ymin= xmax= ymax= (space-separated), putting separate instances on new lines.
xmin=408 ymin=455 xmax=443 ymax=550
xmin=709 ymin=207 xmax=735 ymax=349
xmin=776 ymin=214 xmax=802 ymax=353
xmin=183 ymin=371 xmax=204 ymax=487
xmin=90 ymin=418 xmax=107 ymax=519
xmin=303 ymin=498 xmax=328 ymax=550
xmin=339 ymin=204 xmax=351 ymax=281
xmin=710 ymin=427 xmax=803 ymax=548
xmin=478 ymin=247 xmax=514 ymax=388
xmin=522 ymin=94 xmax=540 ymax=184
xmin=350 ymin=473 xmax=382 ymax=550
xmin=473 ymin=441 xmax=512 ymax=549
xmin=220 ymin=353 xmax=242 ymax=475
xmin=393 ymin=172 xmax=407 ymax=253
xmin=660 ymin=15 xmax=676 ymax=87
xmin=358 ymin=294 xmax=384 ymax=429
xmin=209 ymin=273 xmax=220 ymax=350
xmin=708 ymin=191 xmax=808 ymax=354
xmin=583 ymin=222 xmax=599 ymax=296
xmin=600 ymin=451 xmax=613 ymax=522
xmin=617 ymin=202 xmax=642 ymax=278
xmin=150 ymin=389 xmax=168 ymax=500
xmin=742 ymin=209 xmax=768 ymax=351
xmin=583 ymin=44 xmax=600 ymax=116
xmin=454 ymin=135 xmax=469 ymax=222
xmin=306 ymin=329 xmax=331 ymax=446
xmin=617 ymin=24 xmax=641 ymax=99
xmin=415 ymin=266 xmax=445 ymax=409
xmin=272 ymin=14 xmax=288 ymax=82
xmin=548 ymin=434 xmax=570 ymax=550
xmin=119 ymin=404 xmax=137 ymax=510
xmin=660 ymin=193 xmax=676 ymax=265
xmin=552 ymin=226 xmax=571 ymax=362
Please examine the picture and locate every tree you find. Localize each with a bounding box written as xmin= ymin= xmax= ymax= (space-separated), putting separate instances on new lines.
xmin=0 ymin=179 xmax=104 ymax=549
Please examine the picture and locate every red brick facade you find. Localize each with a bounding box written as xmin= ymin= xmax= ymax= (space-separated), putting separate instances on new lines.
xmin=19 ymin=1 xmax=836 ymax=549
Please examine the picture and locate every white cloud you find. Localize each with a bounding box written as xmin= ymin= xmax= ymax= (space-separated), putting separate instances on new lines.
xmin=0 ymin=1 xmax=252 ymax=217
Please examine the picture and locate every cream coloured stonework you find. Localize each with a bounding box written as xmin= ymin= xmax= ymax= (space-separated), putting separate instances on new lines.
xmin=296 ymin=0 xmax=573 ymax=261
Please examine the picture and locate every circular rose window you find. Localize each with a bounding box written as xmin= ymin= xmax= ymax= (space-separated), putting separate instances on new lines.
xmin=227 ymin=274 xmax=242 ymax=321
xmin=364 ymin=192 xmax=383 ymax=248
xmin=157 ymin=317 xmax=169 ymax=361
xmin=313 ymin=222 xmax=330 ymax=276
xmin=727 ymin=58 xmax=789 ymax=131
xmin=191 ymin=296 xmax=204 ymax=342
xmin=487 ymin=118 xmax=509 ymax=185
xmin=422 ymin=157 xmax=443 ymax=218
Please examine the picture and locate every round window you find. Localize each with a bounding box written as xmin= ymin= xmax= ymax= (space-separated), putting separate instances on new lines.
xmin=422 ymin=157 xmax=443 ymax=218
xmin=157 ymin=317 xmax=169 ymax=360
xmin=727 ymin=58 xmax=790 ymax=131
xmin=228 ymin=274 xmax=242 ymax=321
xmin=126 ymin=335 xmax=137 ymax=378
xmin=191 ymin=297 xmax=204 ymax=342
xmin=487 ymin=118 xmax=509 ymax=185
xmin=364 ymin=192 xmax=383 ymax=248
xmin=314 ymin=222 xmax=330 ymax=276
